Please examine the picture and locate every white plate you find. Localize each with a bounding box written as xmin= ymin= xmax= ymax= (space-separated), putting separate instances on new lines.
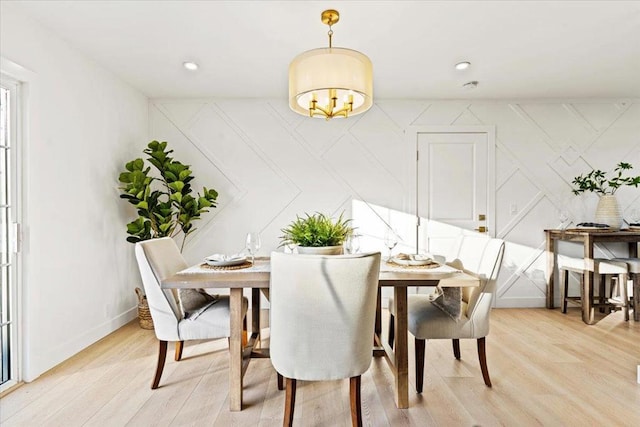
xmin=390 ymin=256 xmax=435 ymax=266
xmin=576 ymin=226 xmax=611 ymax=231
xmin=628 ymin=226 xmax=640 ymax=231
xmin=204 ymin=254 xmax=247 ymax=267
xmin=205 ymin=257 xmax=247 ymax=267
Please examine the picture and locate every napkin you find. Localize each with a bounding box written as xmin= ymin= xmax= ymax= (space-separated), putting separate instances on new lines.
xmin=205 ymin=253 xmax=245 ymax=262
xmin=395 ymin=253 xmax=432 ymax=262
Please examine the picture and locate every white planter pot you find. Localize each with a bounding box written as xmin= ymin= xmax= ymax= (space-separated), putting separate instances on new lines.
xmin=296 ymin=245 xmax=344 ymax=255
xmin=595 ymin=195 xmax=623 ymax=230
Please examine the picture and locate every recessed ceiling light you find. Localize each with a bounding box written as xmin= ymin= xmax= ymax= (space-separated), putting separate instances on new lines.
xmin=183 ymin=61 xmax=199 ymax=71
xmin=462 ymin=81 xmax=479 ymax=90
xmin=455 ymin=61 xmax=471 ymax=70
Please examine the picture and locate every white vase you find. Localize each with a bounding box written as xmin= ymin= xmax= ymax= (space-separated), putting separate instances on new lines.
xmin=595 ymin=195 xmax=622 ymax=230
xmin=296 ymin=245 xmax=344 ymax=255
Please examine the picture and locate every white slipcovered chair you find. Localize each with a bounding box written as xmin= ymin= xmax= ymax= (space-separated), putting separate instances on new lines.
xmin=269 ymin=251 xmax=381 ymax=427
xmin=135 ymin=237 xmax=247 ymax=389
xmin=557 ymin=255 xmax=629 ymax=320
xmin=610 ymin=257 xmax=639 ymax=321
xmin=388 ymin=236 xmax=505 ymax=391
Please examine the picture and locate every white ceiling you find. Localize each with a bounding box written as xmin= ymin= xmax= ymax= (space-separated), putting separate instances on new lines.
xmin=6 ymin=0 xmax=640 ymax=99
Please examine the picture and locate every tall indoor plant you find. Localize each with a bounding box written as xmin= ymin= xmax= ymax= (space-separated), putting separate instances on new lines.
xmin=118 ymin=140 xmax=218 ymax=251
xmin=572 ymin=162 xmax=640 ymax=229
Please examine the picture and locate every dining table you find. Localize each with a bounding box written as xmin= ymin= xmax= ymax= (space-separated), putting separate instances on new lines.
xmin=545 ymin=228 xmax=640 ymax=324
xmin=162 ymin=255 xmax=480 ymax=411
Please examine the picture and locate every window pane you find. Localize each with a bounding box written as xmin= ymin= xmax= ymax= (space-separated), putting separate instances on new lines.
xmin=1 ymin=265 xmax=7 ymax=323
xmin=0 ymin=147 xmax=7 ymax=206
xmin=1 ymin=324 xmax=9 ymax=383
xmin=0 ymin=207 xmax=7 ymax=265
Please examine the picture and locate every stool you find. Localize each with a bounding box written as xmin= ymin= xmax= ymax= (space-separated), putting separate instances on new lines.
xmin=611 ymin=258 xmax=639 ymax=321
xmin=557 ymin=255 xmax=629 ymax=321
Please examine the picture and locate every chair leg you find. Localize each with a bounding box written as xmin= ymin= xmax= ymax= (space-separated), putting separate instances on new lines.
xmin=350 ymin=376 xmax=363 ymax=427
xmin=243 ymin=315 xmax=248 ymax=347
xmin=415 ymin=338 xmax=425 ymax=393
xmin=452 ymin=339 xmax=461 ymax=360
xmin=560 ymin=269 xmax=568 ymax=313
xmin=283 ymin=377 xmax=296 ymax=427
xmin=477 ymin=337 xmax=492 ymax=387
xmin=633 ymin=273 xmax=639 ymax=322
xmin=174 ymin=341 xmax=184 ymax=361
xmin=151 ymin=340 xmax=168 ymax=389
xmin=599 ymin=273 xmax=606 ymax=313
xmin=388 ymin=314 xmax=395 ymax=348
xmin=620 ymin=273 xmax=629 ymax=321
xmin=277 ymin=372 xmax=284 ymax=391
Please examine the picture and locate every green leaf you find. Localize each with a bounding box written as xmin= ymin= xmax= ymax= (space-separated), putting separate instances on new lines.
xmin=168 ymin=181 xmax=185 ymax=193
xmin=170 ymin=192 xmax=183 ymax=203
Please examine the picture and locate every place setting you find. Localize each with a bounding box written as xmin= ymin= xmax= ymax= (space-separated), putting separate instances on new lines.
xmin=201 ymin=232 xmax=262 ymax=270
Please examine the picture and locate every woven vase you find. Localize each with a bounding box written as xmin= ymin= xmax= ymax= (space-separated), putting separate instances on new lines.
xmin=595 ymin=195 xmax=622 ymax=230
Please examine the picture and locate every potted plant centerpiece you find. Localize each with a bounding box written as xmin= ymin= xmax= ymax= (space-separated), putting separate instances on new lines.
xmin=572 ymin=162 xmax=640 ymax=229
xmin=280 ymin=212 xmax=354 ymax=255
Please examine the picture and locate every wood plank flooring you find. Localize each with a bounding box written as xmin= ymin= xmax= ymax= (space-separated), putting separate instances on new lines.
xmin=1 ymin=308 xmax=639 ymax=426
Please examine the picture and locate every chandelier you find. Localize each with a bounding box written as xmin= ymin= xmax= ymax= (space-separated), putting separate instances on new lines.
xmin=288 ymin=9 xmax=373 ymax=120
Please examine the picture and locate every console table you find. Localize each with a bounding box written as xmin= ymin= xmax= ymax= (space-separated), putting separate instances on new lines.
xmin=545 ymin=228 xmax=640 ymax=324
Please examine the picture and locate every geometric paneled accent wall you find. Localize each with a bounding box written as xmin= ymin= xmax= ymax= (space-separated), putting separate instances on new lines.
xmin=150 ymin=99 xmax=640 ymax=307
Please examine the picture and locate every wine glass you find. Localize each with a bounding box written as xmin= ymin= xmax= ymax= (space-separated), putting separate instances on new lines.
xmin=383 ymin=229 xmax=398 ymax=261
xmin=345 ymin=234 xmax=361 ymax=254
xmin=245 ymin=232 xmax=261 ymax=265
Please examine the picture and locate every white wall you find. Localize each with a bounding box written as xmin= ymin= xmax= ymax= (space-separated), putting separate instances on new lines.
xmin=1 ymin=5 xmax=148 ymax=381
xmin=149 ymin=98 xmax=640 ymax=308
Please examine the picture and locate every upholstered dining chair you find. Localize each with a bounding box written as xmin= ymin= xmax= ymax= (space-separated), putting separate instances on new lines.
xmin=135 ymin=237 xmax=247 ymax=389
xmin=269 ymin=251 xmax=381 ymax=427
xmin=389 ymin=236 xmax=505 ymax=391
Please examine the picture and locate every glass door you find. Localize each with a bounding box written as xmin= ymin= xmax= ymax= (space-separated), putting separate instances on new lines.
xmin=0 ymin=74 xmax=20 ymax=392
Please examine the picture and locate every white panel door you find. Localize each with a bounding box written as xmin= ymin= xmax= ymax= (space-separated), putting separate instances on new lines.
xmin=414 ymin=127 xmax=495 ymax=255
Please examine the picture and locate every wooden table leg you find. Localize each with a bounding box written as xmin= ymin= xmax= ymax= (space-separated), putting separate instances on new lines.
xmin=393 ymin=286 xmax=409 ymax=409
xmin=545 ymin=231 xmax=556 ymax=309
xmin=582 ymin=237 xmax=596 ymax=325
xmin=629 ymin=242 xmax=638 ymax=258
xmin=252 ymin=288 xmax=261 ymax=344
xmin=375 ymin=288 xmax=382 ymax=344
xmin=230 ymin=288 xmax=244 ymax=411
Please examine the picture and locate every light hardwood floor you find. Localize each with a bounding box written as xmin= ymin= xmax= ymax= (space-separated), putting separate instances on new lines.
xmin=1 ymin=308 xmax=639 ymax=426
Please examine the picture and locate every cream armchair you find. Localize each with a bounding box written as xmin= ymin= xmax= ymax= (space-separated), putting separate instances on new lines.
xmin=389 ymin=236 xmax=505 ymax=391
xmin=135 ymin=237 xmax=247 ymax=389
xmin=269 ymin=251 xmax=381 ymax=427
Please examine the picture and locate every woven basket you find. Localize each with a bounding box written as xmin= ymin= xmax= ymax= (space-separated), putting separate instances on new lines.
xmin=135 ymin=287 xmax=154 ymax=330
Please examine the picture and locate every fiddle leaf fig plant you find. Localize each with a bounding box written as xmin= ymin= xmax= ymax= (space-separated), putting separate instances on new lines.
xmin=572 ymin=162 xmax=640 ymax=195
xmin=280 ymin=212 xmax=354 ymax=248
xmin=119 ymin=140 xmax=218 ymax=251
